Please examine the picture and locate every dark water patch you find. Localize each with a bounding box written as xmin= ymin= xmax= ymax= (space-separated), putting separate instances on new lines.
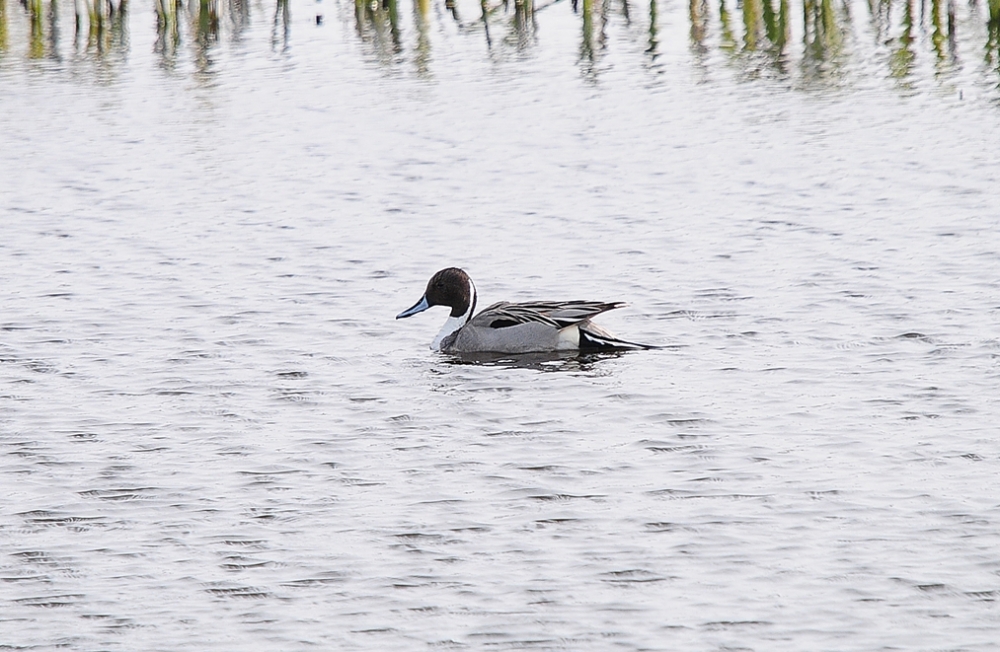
xmin=528 ymin=493 xmax=605 ymax=501
xmin=217 ymin=539 xmax=268 ymax=547
xmin=647 ymin=489 xmax=768 ymax=502
xmin=647 ymin=415 xmax=711 ymax=427
xmin=645 ymin=444 xmax=709 ymax=454
xmin=275 ymin=370 xmax=309 ymax=378
xmin=336 ymin=476 xmax=386 ymax=486
xmin=352 ymin=627 xmax=398 ymax=634
xmin=701 ymin=620 xmax=773 ymax=631
xmin=0 ymin=573 xmax=50 ymax=582
xmin=600 ymin=569 xmax=667 ymax=584
xmin=78 ymin=487 xmax=159 ymax=501
xmin=220 ymin=557 xmax=272 ymax=571
xmin=807 ymin=490 xmax=840 ymax=499
xmin=644 ymin=522 xmax=693 ymax=532
xmin=16 ymin=511 xmax=110 ymax=530
xmin=281 ymin=573 xmax=348 ymax=588
xmin=84 ymin=615 xmax=141 ymax=631
xmin=896 ymin=332 xmax=932 ymax=341
xmin=11 ymin=551 xmax=61 ymax=566
xmin=645 ymin=488 xmax=696 ymax=498
xmin=271 ymin=388 xmax=320 ymax=403
xmin=13 ymin=594 xmax=85 ymax=608
xmin=67 ymin=432 xmax=100 ymax=442
xmin=204 ymin=584 xmax=272 ymax=599
xmin=393 ymin=532 xmax=446 ymax=542
xmin=658 ymin=309 xmax=736 ymax=321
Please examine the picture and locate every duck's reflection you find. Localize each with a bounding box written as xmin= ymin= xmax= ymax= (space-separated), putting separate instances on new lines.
xmin=443 ymin=349 xmax=628 ymax=372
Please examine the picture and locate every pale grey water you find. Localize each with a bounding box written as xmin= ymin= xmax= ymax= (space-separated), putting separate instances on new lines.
xmin=2 ymin=0 xmax=1000 ymax=648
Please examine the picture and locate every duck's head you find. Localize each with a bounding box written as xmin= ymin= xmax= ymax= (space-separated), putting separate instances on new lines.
xmin=396 ymin=267 xmax=477 ymax=320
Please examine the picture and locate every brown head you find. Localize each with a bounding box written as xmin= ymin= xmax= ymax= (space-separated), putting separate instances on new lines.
xmin=396 ymin=267 xmax=477 ymax=320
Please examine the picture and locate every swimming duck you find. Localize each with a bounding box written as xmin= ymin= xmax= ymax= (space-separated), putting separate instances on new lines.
xmin=396 ymin=267 xmax=657 ymax=353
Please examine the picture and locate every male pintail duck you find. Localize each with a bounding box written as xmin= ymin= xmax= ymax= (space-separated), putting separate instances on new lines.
xmin=396 ymin=267 xmax=658 ymax=353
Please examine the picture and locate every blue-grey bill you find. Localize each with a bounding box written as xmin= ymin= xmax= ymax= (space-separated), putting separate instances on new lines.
xmin=396 ymin=295 xmax=430 ymax=319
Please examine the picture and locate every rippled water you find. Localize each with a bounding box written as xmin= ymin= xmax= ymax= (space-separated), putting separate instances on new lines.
xmin=3 ymin=0 xmax=1000 ymax=647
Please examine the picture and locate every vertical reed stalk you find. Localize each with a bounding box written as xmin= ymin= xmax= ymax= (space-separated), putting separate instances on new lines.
xmin=481 ymin=0 xmax=492 ymax=47
xmin=930 ymin=0 xmax=945 ymax=61
xmin=0 ymin=0 xmax=8 ymax=53
xmin=689 ymin=0 xmax=707 ymax=47
xmin=647 ymin=0 xmax=658 ymax=55
xmin=890 ymin=0 xmax=914 ymax=78
xmin=718 ymin=0 xmax=736 ymax=53
xmin=741 ymin=0 xmax=761 ymax=50
xmin=29 ymin=0 xmax=44 ymax=57
xmin=413 ymin=0 xmax=430 ymax=73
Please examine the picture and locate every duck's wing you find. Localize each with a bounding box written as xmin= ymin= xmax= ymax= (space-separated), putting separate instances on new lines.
xmin=473 ymin=301 xmax=625 ymax=330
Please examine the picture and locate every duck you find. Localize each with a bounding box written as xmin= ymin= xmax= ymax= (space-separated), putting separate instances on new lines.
xmin=396 ymin=267 xmax=658 ymax=353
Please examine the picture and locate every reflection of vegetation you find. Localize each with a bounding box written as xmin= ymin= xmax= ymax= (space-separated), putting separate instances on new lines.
xmin=507 ymin=0 xmax=535 ymax=50
xmin=0 ymin=0 xmax=6 ymax=54
xmin=578 ymin=0 xmax=608 ymax=75
xmin=7 ymin=0 xmax=128 ymax=59
xmin=413 ymin=0 xmax=430 ymax=73
xmin=988 ymin=0 xmax=1000 ymax=72
xmin=355 ymin=0 xmax=402 ymax=62
xmin=272 ymin=0 xmax=289 ymax=51
xmin=888 ymin=0 xmax=913 ymax=79
xmin=802 ymin=0 xmax=845 ymax=77
xmin=3 ymin=0 xmax=1000 ymax=94
xmin=75 ymin=0 xmax=129 ymax=56
xmin=154 ymin=0 xmax=180 ymax=62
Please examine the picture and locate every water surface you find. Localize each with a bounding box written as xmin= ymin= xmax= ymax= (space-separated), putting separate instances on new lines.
xmin=2 ymin=0 xmax=1000 ymax=649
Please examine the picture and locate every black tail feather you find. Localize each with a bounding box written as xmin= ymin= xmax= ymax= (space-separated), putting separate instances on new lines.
xmin=579 ymin=328 xmax=661 ymax=350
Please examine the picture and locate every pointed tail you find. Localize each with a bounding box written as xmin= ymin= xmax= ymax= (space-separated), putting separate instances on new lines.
xmin=579 ymin=325 xmax=662 ymax=350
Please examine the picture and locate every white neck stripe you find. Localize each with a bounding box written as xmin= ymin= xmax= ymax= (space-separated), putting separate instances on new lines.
xmin=430 ymin=277 xmax=476 ymax=351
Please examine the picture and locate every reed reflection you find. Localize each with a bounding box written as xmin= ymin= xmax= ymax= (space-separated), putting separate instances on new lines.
xmin=802 ymin=0 xmax=845 ymax=79
xmin=272 ymin=0 xmax=288 ymax=50
xmin=577 ymin=0 xmax=608 ymax=77
xmin=1 ymin=0 xmax=999 ymax=96
xmin=987 ymin=0 xmax=1000 ymax=73
xmin=889 ymin=0 xmax=914 ymax=80
xmin=413 ymin=0 xmax=430 ymax=73
xmin=74 ymin=0 xmax=129 ymax=56
xmin=506 ymin=0 xmax=536 ymax=51
xmin=354 ymin=0 xmax=402 ymax=63
xmin=153 ymin=0 xmax=180 ymax=63
xmin=153 ymin=0 xmax=258 ymax=72
xmin=0 ymin=0 xmax=7 ymax=54
xmin=646 ymin=0 xmax=659 ymax=59
xmin=6 ymin=0 xmax=130 ymax=60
